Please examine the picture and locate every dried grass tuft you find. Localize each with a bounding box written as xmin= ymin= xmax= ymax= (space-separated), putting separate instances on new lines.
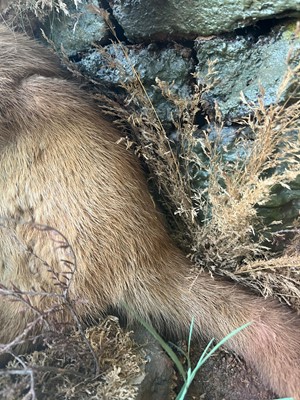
xmin=12 ymin=0 xmax=80 ymax=16
xmin=0 ymin=316 xmax=144 ymax=400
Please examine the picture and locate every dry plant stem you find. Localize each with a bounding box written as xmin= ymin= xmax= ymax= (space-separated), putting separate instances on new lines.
xmin=0 ymin=354 xmax=37 ymax=400
xmin=0 ymin=221 xmax=100 ymax=376
xmin=0 ymin=314 xmax=45 ymax=355
xmin=0 ymin=363 xmax=85 ymax=377
xmin=64 ymin=300 xmax=100 ymax=376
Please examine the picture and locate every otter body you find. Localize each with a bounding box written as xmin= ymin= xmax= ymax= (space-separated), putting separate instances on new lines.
xmin=0 ymin=26 xmax=299 ymax=398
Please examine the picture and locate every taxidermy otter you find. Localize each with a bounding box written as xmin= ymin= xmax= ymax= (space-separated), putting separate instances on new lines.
xmin=0 ymin=25 xmax=299 ymax=398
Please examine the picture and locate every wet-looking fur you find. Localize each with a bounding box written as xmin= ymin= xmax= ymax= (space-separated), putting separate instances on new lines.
xmin=0 ymin=26 xmax=299 ymax=398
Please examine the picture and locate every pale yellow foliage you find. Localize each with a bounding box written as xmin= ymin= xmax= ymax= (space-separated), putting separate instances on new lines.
xmin=0 ymin=317 xmax=145 ymax=400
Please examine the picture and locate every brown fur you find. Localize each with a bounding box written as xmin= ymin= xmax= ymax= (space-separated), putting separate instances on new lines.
xmin=0 ymin=25 xmax=299 ymax=398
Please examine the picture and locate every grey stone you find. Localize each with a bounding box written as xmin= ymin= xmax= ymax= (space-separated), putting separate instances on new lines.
xmin=195 ymin=21 xmax=300 ymax=119
xmin=109 ymin=0 xmax=300 ymax=41
xmin=133 ymin=327 xmax=175 ymax=400
xmin=78 ymin=43 xmax=194 ymax=126
xmin=48 ymin=0 xmax=108 ymax=56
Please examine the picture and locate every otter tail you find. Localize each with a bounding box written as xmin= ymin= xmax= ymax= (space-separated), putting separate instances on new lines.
xmin=123 ymin=251 xmax=300 ymax=399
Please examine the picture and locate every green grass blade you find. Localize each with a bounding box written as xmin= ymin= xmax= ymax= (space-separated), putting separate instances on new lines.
xmin=176 ymin=322 xmax=252 ymax=400
xmin=134 ymin=314 xmax=187 ymax=381
xmin=197 ymin=338 xmax=214 ymax=364
xmin=195 ymin=322 xmax=252 ymax=367
xmin=187 ymin=316 xmax=195 ymax=357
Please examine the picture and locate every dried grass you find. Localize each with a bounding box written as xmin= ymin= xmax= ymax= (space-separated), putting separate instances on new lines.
xmin=0 ymin=316 xmax=144 ymax=400
xmin=11 ymin=0 xmax=80 ymax=16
